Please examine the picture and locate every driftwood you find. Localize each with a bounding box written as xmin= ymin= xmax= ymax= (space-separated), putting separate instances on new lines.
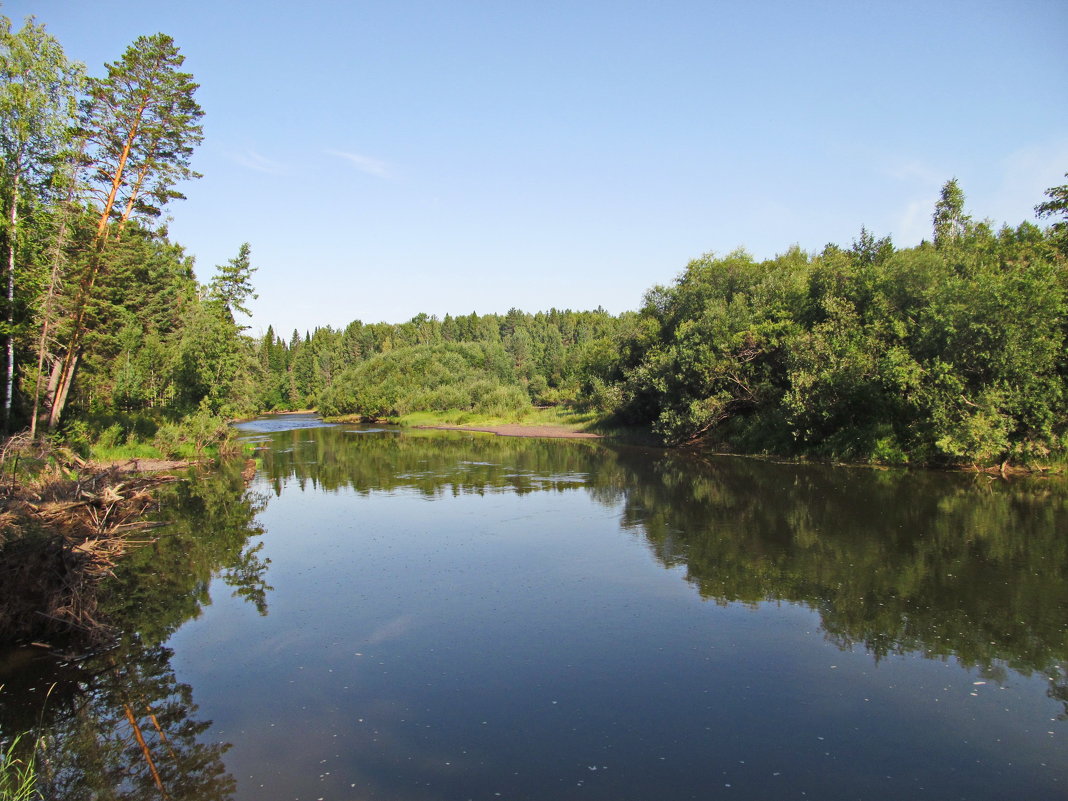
xmin=0 ymin=458 xmax=183 ymax=645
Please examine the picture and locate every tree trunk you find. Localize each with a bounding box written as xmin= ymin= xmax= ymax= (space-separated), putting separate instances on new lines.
xmin=30 ymin=177 xmax=77 ymax=439
xmin=44 ymin=106 xmax=147 ymax=430
xmin=47 ymin=351 xmax=76 ymax=430
xmin=123 ymin=702 xmax=168 ymax=797
xmin=117 ymin=156 xmax=153 ymax=236
xmin=96 ymin=107 xmax=143 ymax=238
xmin=4 ymin=172 xmax=17 ymax=430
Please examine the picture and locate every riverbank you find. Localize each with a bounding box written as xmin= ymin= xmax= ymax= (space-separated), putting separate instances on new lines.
xmin=0 ymin=461 xmax=187 ymax=644
xmin=324 ymin=406 xmax=614 ymax=437
xmin=412 ymin=423 xmax=603 ymax=439
xmin=0 ymin=431 xmax=240 ymax=646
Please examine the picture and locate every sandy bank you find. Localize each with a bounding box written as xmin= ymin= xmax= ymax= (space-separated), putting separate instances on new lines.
xmin=413 ymin=424 xmax=602 ymax=439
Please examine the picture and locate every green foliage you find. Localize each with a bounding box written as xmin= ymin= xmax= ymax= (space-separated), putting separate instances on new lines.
xmin=0 ymin=731 xmax=41 ymax=801
xmin=615 ymin=182 xmax=1068 ymax=466
xmin=318 ymin=341 xmax=529 ymax=419
xmin=82 ymin=33 xmax=204 ymax=225
xmin=152 ymin=410 xmax=234 ymax=458
xmin=0 ymin=16 xmax=83 ymax=189
xmin=171 ymin=279 xmax=260 ymax=419
xmin=208 ymin=242 xmax=257 ymax=320
xmin=50 ymin=408 xmax=234 ymax=461
xmin=1035 ymin=172 xmax=1068 ymax=257
xmin=263 ymin=309 xmax=635 ymax=419
xmin=615 ymin=247 xmax=809 ymax=444
xmin=932 ymin=177 xmax=971 ymax=247
xmin=0 ymin=15 xmax=83 ymax=430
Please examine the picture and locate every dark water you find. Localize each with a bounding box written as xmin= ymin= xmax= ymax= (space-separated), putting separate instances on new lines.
xmin=2 ymin=414 xmax=1066 ymax=800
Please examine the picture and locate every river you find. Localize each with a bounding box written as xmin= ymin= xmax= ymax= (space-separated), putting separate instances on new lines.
xmin=1 ymin=414 xmax=1065 ymax=800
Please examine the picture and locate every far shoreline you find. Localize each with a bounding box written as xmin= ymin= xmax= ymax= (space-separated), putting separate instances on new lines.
xmin=411 ymin=423 xmax=602 ymax=439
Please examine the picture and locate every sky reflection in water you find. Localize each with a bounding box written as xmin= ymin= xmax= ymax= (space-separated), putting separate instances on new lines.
xmin=3 ymin=419 xmax=1065 ymax=800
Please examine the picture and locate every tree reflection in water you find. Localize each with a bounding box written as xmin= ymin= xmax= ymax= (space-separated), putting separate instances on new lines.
xmin=260 ymin=426 xmax=1068 ymax=716
xmin=0 ymin=458 xmax=269 ymax=800
xmin=2 ymin=424 xmax=1066 ymax=798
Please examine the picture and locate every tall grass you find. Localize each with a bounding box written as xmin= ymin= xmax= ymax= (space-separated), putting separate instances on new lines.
xmin=0 ymin=732 xmax=41 ymax=801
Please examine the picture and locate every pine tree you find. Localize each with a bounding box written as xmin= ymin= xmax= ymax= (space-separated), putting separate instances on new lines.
xmin=45 ymin=33 xmax=204 ymax=429
xmin=209 ymin=242 xmax=257 ymax=322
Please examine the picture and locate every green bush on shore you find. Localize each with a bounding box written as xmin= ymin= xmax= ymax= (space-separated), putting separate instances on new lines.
xmin=55 ymin=408 xmax=238 ymax=463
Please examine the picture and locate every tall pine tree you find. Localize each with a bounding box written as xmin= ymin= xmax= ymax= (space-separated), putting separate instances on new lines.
xmin=44 ymin=33 xmax=203 ymax=429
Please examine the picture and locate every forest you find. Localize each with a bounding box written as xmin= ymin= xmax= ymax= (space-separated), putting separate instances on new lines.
xmin=2 ymin=16 xmax=1066 ymax=469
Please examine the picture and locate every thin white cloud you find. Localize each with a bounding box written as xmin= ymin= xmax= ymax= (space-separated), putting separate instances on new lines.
xmin=232 ymin=149 xmax=291 ymax=175
xmin=326 ymin=149 xmax=392 ymax=179
xmin=878 ymin=157 xmax=944 ymax=246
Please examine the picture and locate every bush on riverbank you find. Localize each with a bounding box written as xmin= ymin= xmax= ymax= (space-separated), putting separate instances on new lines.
xmin=57 ymin=409 xmax=240 ymax=462
xmin=610 ymin=182 xmax=1068 ymax=468
xmin=318 ymin=342 xmax=532 ymax=419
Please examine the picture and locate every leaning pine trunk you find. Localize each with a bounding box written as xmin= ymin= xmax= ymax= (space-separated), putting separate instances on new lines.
xmin=45 ymin=105 xmax=146 ymax=430
xmin=47 ymin=352 xmax=77 ymax=430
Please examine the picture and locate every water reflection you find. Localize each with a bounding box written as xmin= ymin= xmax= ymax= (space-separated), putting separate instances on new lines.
xmin=2 ymin=421 xmax=1066 ymax=800
xmin=622 ymin=452 xmax=1068 ymax=714
xmin=0 ymin=459 xmax=268 ymax=800
xmin=257 ymin=424 xmax=1068 ymax=714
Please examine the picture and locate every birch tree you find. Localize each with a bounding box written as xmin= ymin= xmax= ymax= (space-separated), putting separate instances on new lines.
xmin=0 ymin=15 xmax=82 ymax=428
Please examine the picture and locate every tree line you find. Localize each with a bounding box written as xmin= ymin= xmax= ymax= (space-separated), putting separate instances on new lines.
xmin=3 ymin=14 xmax=1065 ymax=468
xmin=257 ymin=177 xmax=1067 ymax=468
xmin=609 ymin=179 xmax=1067 ymax=466
xmin=256 ymin=307 xmax=632 ymax=417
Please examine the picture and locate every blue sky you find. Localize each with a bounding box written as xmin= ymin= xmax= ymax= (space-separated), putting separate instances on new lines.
xmin=5 ymin=0 xmax=1067 ymax=336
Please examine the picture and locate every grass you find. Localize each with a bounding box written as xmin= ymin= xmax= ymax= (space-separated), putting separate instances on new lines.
xmin=390 ymin=406 xmax=604 ymax=431
xmin=0 ymin=733 xmax=41 ymax=801
xmin=384 ymin=406 xmax=659 ymax=444
xmin=88 ymin=441 xmax=168 ymax=462
xmin=324 ymin=405 xmax=660 ymax=443
xmin=321 ymin=402 xmax=664 ymax=443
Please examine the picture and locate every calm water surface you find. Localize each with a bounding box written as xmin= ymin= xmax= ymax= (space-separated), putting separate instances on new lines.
xmin=1 ymin=414 xmax=1066 ymax=800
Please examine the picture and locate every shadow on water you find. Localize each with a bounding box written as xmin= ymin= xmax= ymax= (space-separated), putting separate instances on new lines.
xmin=1 ymin=419 xmax=1065 ymax=798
